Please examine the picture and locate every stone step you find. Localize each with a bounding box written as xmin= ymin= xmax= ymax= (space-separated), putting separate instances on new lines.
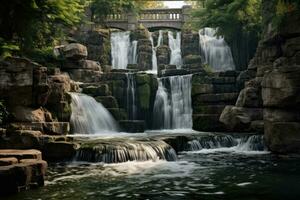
xmin=119 ymin=120 xmax=145 ymax=133
xmin=82 ymin=84 xmax=112 ymax=97
xmin=192 ymin=114 xmax=225 ymax=132
xmin=10 ymin=122 xmax=70 ymax=135
xmin=0 ymin=157 xmax=18 ymax=166
xmin=0 ymin=149 xmax=42 ymax=161
xmin=193 ymin=105 xmax=226 ymax=115
xmin=193 ymin=93 xmax=239 ymax=105
xmin=0 ymin=157 xmax=47 ymax=195
xmin=160 ymin=69 xmax=190 ymax=77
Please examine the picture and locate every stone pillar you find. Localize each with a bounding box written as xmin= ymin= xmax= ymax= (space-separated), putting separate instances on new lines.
xmin=182 ymin=5 xmax=192 ymax=22
xmin=127 ymin=11 xmax=138 ymax=30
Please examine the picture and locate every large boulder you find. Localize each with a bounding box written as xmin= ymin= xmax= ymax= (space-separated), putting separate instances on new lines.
xmin=219 ymin=106 xmax=263 ymax=131
xmin=63 ymin=43 xmax=87 ymax=60
xmin=262 ymin=65 xmax=300 ymax=108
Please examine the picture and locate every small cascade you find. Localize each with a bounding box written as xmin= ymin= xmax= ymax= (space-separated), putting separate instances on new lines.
xmin=111 ymin=31 xmax=130 ymax=69
xmin=199 ymin=28 xmax=235 ymax=71
xmin=75 ymin=140 xmax=177 ymax=163
xmin=129 ymin=40 xmax=138 ymax=64
xmin=126 ymin=73 xmax=137 ymax=120
xmin=168 ymin=31 xmax=182 ymax=68
xmin=186 ymin=135 xmax=267 ymax=152
xmin=70 ymin=93 xmax=119 ymax=134
xmin=153 ymin=75 xmax=193 ymax=129
xmin=150 ymin=30 xmax=164 ymax=72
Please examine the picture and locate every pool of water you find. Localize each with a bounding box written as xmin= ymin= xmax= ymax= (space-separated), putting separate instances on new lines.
xmin=6 ymin=146 xmax=300 ymax=200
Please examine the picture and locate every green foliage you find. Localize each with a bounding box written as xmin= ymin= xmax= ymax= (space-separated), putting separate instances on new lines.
xmin=0 ymin=0 xmax=87 ymax=56
xmin=191 ymin=0 xmax=262 ymax=69
xmin=0 ymin=101 xmax=8 ymax=125
xmin=273 ymin=0 xmax=300 ymax=29
xmin=203 ymin=64 xmax=214 ymax=74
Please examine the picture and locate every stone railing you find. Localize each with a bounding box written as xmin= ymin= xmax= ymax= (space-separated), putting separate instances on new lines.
xmin=139 ymin=8 xmax=182 ymax=21
xmin=103 ymin=6 xmax=191 ymax=30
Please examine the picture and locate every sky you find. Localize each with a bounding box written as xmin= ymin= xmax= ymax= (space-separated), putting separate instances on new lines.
xmin=163 ymin=1 xmax=188 ymax=8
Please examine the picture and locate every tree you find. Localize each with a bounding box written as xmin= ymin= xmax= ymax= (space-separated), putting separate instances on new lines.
xmin=191 ymin=0 xmax=262 ymax=70
xmin=0 ymin=0 xmax=87 ymax=56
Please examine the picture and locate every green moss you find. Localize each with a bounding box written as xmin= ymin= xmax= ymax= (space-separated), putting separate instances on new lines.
xmin=136 ymin=74 xmax=151 ymax=85
xmin=137 ymin=84 xmax=151 ymax=110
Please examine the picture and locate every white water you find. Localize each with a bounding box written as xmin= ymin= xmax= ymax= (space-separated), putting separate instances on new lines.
xmin=186 ymin=135 xmax=269 ymax=154
xmin=199 ymin=28 xmax=235 ymax=71
xmin=111 ymin=31 xmax=130 ymax=69
xmin=168 ymin=31 xmax=182 ymax=68
xmin=129 ymin=40 xmax=138 ymax=64
xmin=149 ymin=30 xmax=164 ymax=73
xmin=126 ymin=73 xmax=137 ymax=120
xmin=153 ymin=75 xmax=193 ymax=129
xmin=70 ymin=93 xmax=119 ymax=134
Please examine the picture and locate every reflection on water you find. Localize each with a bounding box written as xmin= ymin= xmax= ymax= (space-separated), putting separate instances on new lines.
xmin=7 ymin=148 xmax=300 ymax=200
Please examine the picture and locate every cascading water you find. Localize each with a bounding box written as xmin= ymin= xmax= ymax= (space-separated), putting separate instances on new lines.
xmin=129 ymin=40 xmax=138 ymax=64
xmin=70 ymin=93 xmax=119 ymax=134
xmin=153 ymin=75 xmax=193 ymax=130
xmin=168 ymin=31 xmax=182 ymax=68
xmin=126 ymin=73 xmax=137 ymax=120
xmin=75 ymin=140 xmax=177 ymax=163
xmin=111 ymin=31 xmax=130 ymax=69
xmin=150 ymin=30 xmax=164 ymax=72
xmin=186 ymin=135 xmax=267 ymax=152
xmin=199 ymin=27 xmax=235 ymax=71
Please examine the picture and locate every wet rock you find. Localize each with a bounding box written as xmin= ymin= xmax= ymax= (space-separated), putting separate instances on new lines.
xmin=235 ymin=85 xmax=262 ymax=108
xmin=193 ymin=114 xmax=225 ymax=132
xmin=0 ymin=149 xmax=42 ymax=160
xmin=192 ymin=84 xmax=214 ymax=96
xmin=95 ymin=96 xmax=119 ymax=108
xmin=0 ymin=157 xmax=18 ymax=166
xmin=63 ymin=43 xmax=87 ymax=60
xmin=183 ymin=55 xmax=202 ymax=64
xmin=82 ymin=85 xmax=111 ymax=97
xmin=42 ymin=142 xmax=78 ymax=161
xmin=107 ymin=108 xmax=128 ymax=121
xmin=119 ymin=120 xmax=145 ymax=133
xmin=0 ymin=157 xmax=47 ymax=196
xmin=219 ymin=106 xmax=263 ymax=131
xmin=262 ymin=65 xmax=300 ymax=108
xmin=193 ymin=93 xmax=239 ymax=105
xmin=137 ymin=84 xmax=151 ymax=110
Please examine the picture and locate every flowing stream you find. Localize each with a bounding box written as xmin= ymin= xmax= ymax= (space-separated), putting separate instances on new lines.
xmin=70 ymin=93 xmax=119 ymax=134
xmin=11 ymin=134 xmax=300 ymax=200
xmin=150 ymin=30 xmax=163 ymax=73
xmin=199 ymin=28 xmax=235 ymax=71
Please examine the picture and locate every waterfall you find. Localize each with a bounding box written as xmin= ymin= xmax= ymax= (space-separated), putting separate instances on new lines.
xmin=168 ymin=31 xmax=182 ymax=68
xmin=70 ymin=93 xmax=119 ymax=134
xmin=111 ymin=31 xmax=130 ymax=69
xmin=129 ymin=40 xmax=138 ymax=64
xmin=199 ymin=28 xmax=235 ymax=71
xmin=186 ymin=135 xmax=267 ymax=152
xmin=126 ymin=73 xmax=137 ymax=120
xmin=150 ymin=30 xmax=164 ymax=72
xmin=153 ymin=75 xmax=193 ymax=130
xmin=75 ymin=140 xmax=177 ymax=163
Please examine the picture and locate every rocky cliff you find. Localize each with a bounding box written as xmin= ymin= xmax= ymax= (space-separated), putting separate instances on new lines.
xmin=220 ymin=0 xmax=300 ymax=153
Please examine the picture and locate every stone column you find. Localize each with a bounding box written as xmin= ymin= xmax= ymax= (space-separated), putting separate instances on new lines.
xmin=127 ymin=11 xmax=138 ymax=30
xmin=182 ymin=5 xmax=192 ymax=22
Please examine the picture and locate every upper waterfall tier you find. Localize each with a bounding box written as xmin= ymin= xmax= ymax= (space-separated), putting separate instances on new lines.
xmin=111 ymin=31 xmax=137 ymax=69
xmin=199 ymin=28 xmax=235 ymax=71
xmin=168 ymin=31 xmax=182 ymax=69
xmin=70 ymin=93 xmax=119 ymax=134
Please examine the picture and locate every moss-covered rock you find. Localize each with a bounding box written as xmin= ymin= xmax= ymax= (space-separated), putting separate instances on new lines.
xmin=107 ymin=108 xmax=128 ymax=121
xmin=95 ymin=96 xmax=119 ymax=108
xmin=183 ymin=55 xmax=202 ymax=64
xmin=82 ymin=85 xmax=111 ymax=97
xmin=137 ymin=84 xmax=151 ymax=110
xmin=136 ymin=73 xmax=151 ymax=86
